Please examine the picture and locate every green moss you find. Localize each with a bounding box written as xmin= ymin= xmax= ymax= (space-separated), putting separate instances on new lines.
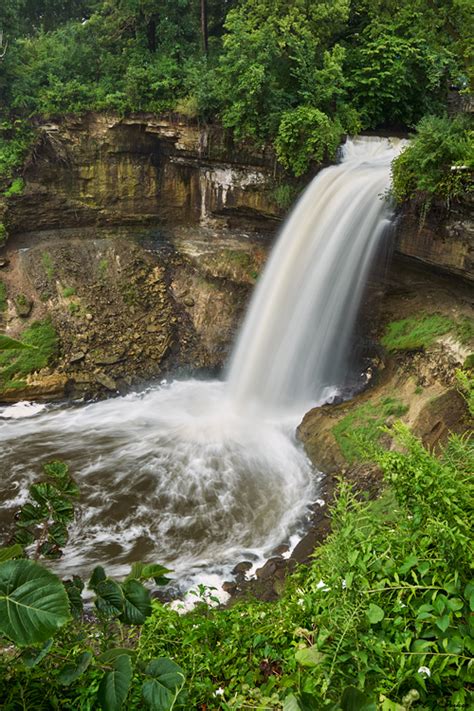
xmin=4 ymin=177 xmax=25 ymax=197
xmin=455 ymin=317 xmax=474 ymax=347
xmin=98 ymin=258 xmax=109 ymax=278
xmin=381 ymin=313 xmax=453 ymax=352
xmin=0 ymin=222 xmax=7 ymax=246
xmin=0 ymin=319 xmax=58 ymax=387
xmin=62 ymin=286 xmax=76 ymax=298
xmin=0 ymin=280 xmax=7 ymax=312
xmin=463 ymin=354 xmax=474 ymax=369
xmin=333 ymin=397 xmax=408 ymax=463
xmin=41 ymin=251 xmax=55 ymax=280
xmin=68 ymin=302 xmax=80 ymax=315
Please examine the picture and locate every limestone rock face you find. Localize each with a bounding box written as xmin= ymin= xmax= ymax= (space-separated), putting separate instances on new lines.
xmin=395 ymin=196 xmax=474 ymax=281
xmin=6 ymin=115 xmax=281 ymax=236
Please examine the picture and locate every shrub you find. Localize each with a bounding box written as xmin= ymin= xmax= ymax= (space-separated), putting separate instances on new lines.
xmin=392 ymin=115 xmax=474 ymax=203
xmin=275 ymin=106 xmax=344 ymax=176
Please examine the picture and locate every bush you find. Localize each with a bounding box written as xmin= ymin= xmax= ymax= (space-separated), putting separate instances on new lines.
xmin=392 ymin=115 xmax=474 ymax=203
xmin=275 ymin=106 xmax=344 ymax=176
xmin=0 ymin=319 xmax=58 ymax=389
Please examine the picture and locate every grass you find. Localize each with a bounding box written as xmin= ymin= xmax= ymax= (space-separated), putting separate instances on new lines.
xmin=0 ymin=319 xmax=58 ymax=389
xmin=0 ymin=280 xmax=6 ymax=312
xmin=454 ymin=317 xmax=474 ymax=347
xmin=381 ymin=313 xmax=453 ymax=352
xmin=62 ymin=286 xmax=76 ymax=298
xmin=41 ymin=251 xmax=55 ymax=280
xmin=333 ymin=397 xmax=408 ymax=463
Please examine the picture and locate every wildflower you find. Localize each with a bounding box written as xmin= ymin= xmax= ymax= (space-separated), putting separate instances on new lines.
xmin=417 ymin=666 xmax=431 ymax=678
xmin=315 ymin=579 xmax=330 ymax=591
xmin=213 ymin=687 xmax=225 ymax=697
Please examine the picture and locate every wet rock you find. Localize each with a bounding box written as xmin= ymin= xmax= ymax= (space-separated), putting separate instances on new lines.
xmin=95 ymin=373 xmax=118 ymax=391
xmin=412 ymin=388 xmax=469 ymax=451
xmin=93 ymin=353 xmax=125 ymax=366
xmin=0 ymin=374 xmax=67 ymax=403
xmin=70 ymin=351 xmax=86 ymax=363
xmin=232 ymin=561 xmax=252 ymax=576
xmin=0 ymin=258 xmax=9 ymax=268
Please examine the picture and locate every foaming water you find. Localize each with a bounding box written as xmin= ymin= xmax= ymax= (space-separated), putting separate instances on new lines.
xmin=0 ymin=136 xmax=404 ymax=588
xmin=228 ymin=136 xmax=407 ymax=412
xmin=0 ymin=380 xmax=317 ymax=583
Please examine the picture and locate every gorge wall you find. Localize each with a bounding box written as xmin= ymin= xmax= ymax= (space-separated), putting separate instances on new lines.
xmin=0 ymin=113 xmax=472 ymax=403
xmin=2 ymin=113 xmax=472 ymax=281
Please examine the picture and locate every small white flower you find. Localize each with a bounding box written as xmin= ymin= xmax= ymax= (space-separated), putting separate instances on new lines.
xmin=213 ymin=687 xmax=225 ymax=697
xmin=316 ymin=579 xmax=330 ymax=591
xmin=297 ymin=598 xmax=305 ymax=607
xmin=341 ymin=579 xmax=347 ymax=589
xmin=417 ymin=666 xmax=431 ymax=678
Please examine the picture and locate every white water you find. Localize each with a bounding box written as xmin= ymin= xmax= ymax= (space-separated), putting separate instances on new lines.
xmin=0 ymin=137 xmax=403 ymax=588
xmin=228 ymin=136 xmax=406 ymax=412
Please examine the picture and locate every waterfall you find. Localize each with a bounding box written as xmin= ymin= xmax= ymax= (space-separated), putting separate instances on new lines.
xmin=0 ymin=136 xmax=406 ymax=586
xmin=228 ymin=136 xmax=406 ymax=412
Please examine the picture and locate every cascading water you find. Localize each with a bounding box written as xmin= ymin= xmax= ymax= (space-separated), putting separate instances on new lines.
xmin=228 ymin=136 xmax=406 ymax=412
xmin=0 ymin=137 xmax=404 ymax=588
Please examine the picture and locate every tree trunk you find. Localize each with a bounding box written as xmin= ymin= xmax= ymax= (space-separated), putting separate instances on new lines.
xmin=201 ymin=0 xmax=208 ymax=54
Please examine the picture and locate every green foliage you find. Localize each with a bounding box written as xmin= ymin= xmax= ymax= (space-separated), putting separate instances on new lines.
xmin=0 ymin=121 xmax=33 ymax=179
xmin=3 ymin=177 xmax=24 ymax=197
xmin=456 ymin=368 xmax=474 ymax=416
xmin=0 ymin=319 xmax=58 ymax=389
xmin=333 ymin=397 xmax=408 ymax=463
xmin=0 ymin=559 xmax=70 ymax=646
xmin=0 ymin=222 xmax=6 ymax=246
xmin=62 ymin=286 xmax=76 ymax=297
xmin=0 ymin=280 xmax=6 ymax=312
xmin=381 ymin=313 xmax=454 ymax=351
xmin=139 ymin=428 xmax=473 ymax=709
xmin=392 ymin=115 xmax=473 ymax=203
xmin=11 ymin=460 xmax=79 ymax=558
xmin=275 ymin=107 xmax=343 ymax=176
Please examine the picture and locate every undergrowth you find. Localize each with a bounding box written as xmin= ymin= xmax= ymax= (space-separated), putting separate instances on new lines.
xmin=333 ymin=397 xmax=408 ymax=463
xmin=0 ymin=319 xmax=58 ymax=389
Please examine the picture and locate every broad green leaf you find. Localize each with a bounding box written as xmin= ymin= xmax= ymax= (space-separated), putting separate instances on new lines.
xmin=98 ymin=654 xmax=132 ymax=711
xmin=48 ymin=521 xmax=68 ymax=547
xmin=294 ymin=645 xmax=325 ymax=667
xmin=143 ymin=657 xmax=185 ymax=709
xmin=0 ymin=544 xmax=24 ymax=562
xmin=0 ymin=334 xmax=34 ymax=351
xmin=21 ymin=639 xmax=53 ymax=668
xmin=283 ymin=693 xmax=319 ymax=711
xmin=89 ymin=565 xmax=107 ymax=589
xmin=435 ymin=614 xmax=450 ymax=632
xmin=95 ymin=579 xmax=124 ymax=618
xmin=64 ymin=578 xmax=84 ymax=618
xmin=379 ymin=695 xmax=405 ymax=711
xmin=0 ymin=559 xmax=70 ymax=646
xmin=58 ymin=651 xmax=92 ymax=686
xmin=341 ymin=686 xmax=377 ymax=711
xmin=127 ymin=562 xmax=172 ymax=586
xmin=119 ymin=580 xmax=152 ymax=625
xmin=366 ymin=603 xmax=385 ymax=624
